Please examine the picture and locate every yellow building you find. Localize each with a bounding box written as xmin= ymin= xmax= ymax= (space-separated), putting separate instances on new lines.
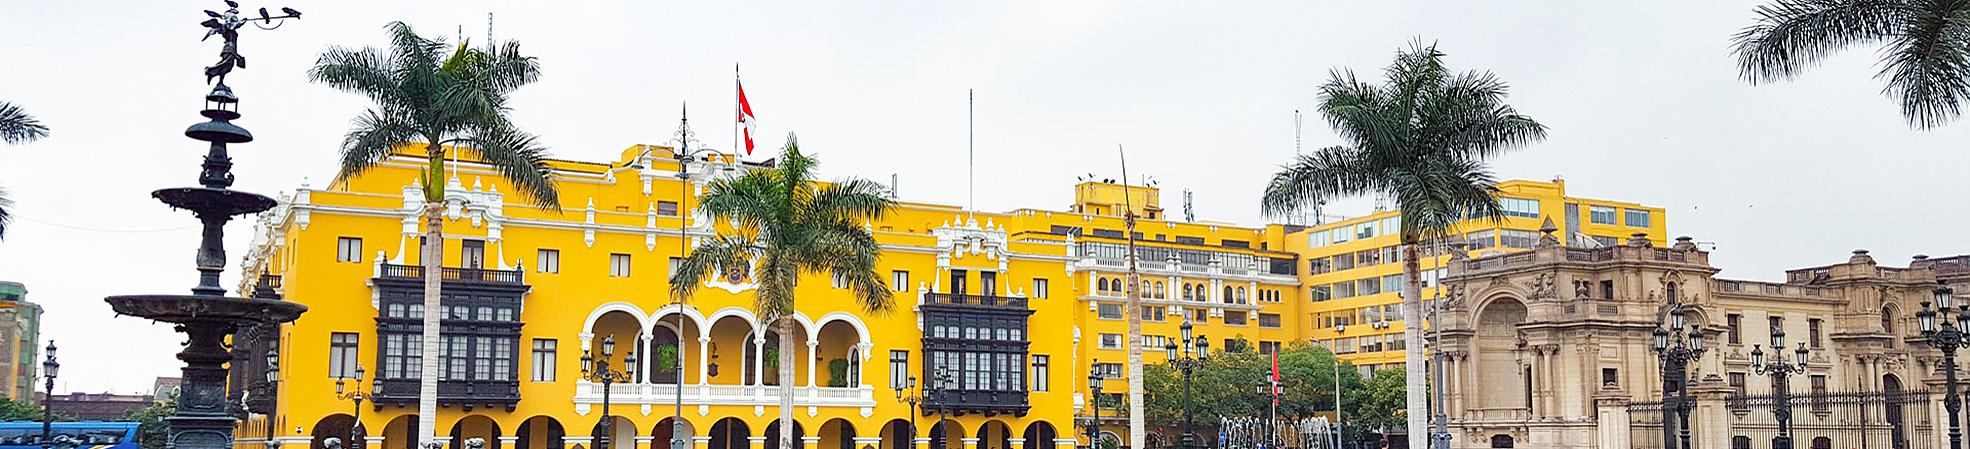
xmin=1286 ymin=179 xmax=1666 ymax=369
xmin=231 ymin=142 xmax=1660 ymax=449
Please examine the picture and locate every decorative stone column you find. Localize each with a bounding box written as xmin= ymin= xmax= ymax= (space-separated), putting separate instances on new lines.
xmin=960 ymin=438 xmax=977 ymax=449
xmin=1593 ymin=387 xmax=1630 ymax=449
xmin=1688 ymin=378 xmax=1736 ymax=449
xmin=747 ymin=436 xmax=766 ymax=449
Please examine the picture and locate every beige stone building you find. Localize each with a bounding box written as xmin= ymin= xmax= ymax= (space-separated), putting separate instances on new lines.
xmin=1432 ymin=230 xmax=1960 ymax=449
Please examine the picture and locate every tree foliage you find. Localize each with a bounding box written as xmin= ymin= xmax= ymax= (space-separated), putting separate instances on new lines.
xmin=0 ymin=100 xmax=50 ymax=240
xmin=1732 ymin=0 xmax=1970 ymax=129
xmin=1142 ymin=342 xmax=1406 ymax=434
xmin=0 ymin=397 xmax=63 ymax=421
xmin=123 ymin=393 xmax=176 ymax=449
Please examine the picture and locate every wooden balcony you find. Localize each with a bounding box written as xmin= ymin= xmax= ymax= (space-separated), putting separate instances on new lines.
xmin=373 ymin=378 xmax=521 ymax=411
xmin=378 ymin=264 xmax=525 ymax=285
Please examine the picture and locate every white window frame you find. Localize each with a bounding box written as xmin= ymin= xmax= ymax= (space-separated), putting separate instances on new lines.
xmin=1589 ymin=205 xmax=1617 ymax=225
xmin=537 ymin=249 xmax=560 ymax=273
xmin=532 ymin=339 xmax=556 ymax=382
xmin=1500 ymin=197 xmax=1540 ymax=218
xmin=892 ymin=270 xmax=910 ymax=292
xmin=609 ymin=253 xmax=632 ymax=277
xmin=337 ymin=237 xmax=362 ymax=263
xmin=1625 ymin=209 xmax=1652 ymax=227
xmin=1099 ymin=333 xmax=1123 ymax=349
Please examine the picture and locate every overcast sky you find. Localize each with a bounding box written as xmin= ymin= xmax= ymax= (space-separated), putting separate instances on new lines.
xmin=6 ymin=1 xmax=1969 ymax=393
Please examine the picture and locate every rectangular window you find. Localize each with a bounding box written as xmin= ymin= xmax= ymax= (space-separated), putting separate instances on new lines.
xmin=1355 ymin=223 xmax=1376 ymax=239
xmin=1141 ymin=306 xmax=1167 ymax=321
xmin=1033 ymin=278 xmax=1049 ymax=299
xmin=532 ymin=339 xmax=557 ymax=382
xmin=892 ymin=270 xmax=910 ymax=292
xmin=1356 ymin=249 xmax=1380 ymax=267
xmin=656 ymin=200 xmax=680 ymax=216
xmin=1225 ymin=311 xmax=1249 ymax=326
xmin=1094 ymin=362 xmax=1123 ymax=379
xmin=1468 ymin=229 xmax=1497 ymax=250
xmin=473 ymin=336 xmax=494 ymax=380
xmin=383 ymin=334 xmax=404 ymax=379
xmin=329 ymin=333 xmax=359 ymax=378
xmin=337 ymin=237 xmax=363 ymax=263
xmin=981 ymin=271 xmax=998 ymax=296
xmin=1500 ymin=230 xmax=1539 ymax=249
xmin=1601 ymin=280 xmax=1615 ymax=300
xmin=1592 ymin=235 xmax=1620 ymax=248
xmin=1310 ymin=285 xmax=1331 ymax=302
xmin=1259 ymin=313 xmax=1282 ymax=328
xmin=1097 ymin=304 xmax=1124 ymax=319
xmin=1810 ymin=374 xmax=1829 ymax=411
xmin=1309 ymin=258 xmax=1331 ymax=274
xmin=1380 ymin=216 xmax=1401 ymax=236
xmin=950 ymin=269 xmax=968 ymax=295
xmin=1309 ymin=230 xmax=1330 ymax=247
xmin=1589 ymin=205 xmax=1617 ymax=225
xmin=492 ymin=337 xmax=514 ymax=381
xmin=1099 ymin=334 xmax=1122 ymax=350
xmin=1727 ymin=314 xmax=1743 ymax=344
xmin=1500 ymin=197 xmax=1540 ymax=218
xmin=1331 ymin=228 xmax=1351 ymax=244
xmin=461 ymin=239 xmax=486 ymax=269
xmin=1259 ymin=341 xmax=1282 ymax=355
xmin=444 ymin=336 xmax=469 ymax=380
xmin=1357 ymin=278 xmax=1380 ymax=296
xmin=1809 ymin=318 xmax=1824 ymax=348
xmin=1602 ymin=368 xmax=1619 ymax=388
xmin=609 ymin=253 xmax=632 ymax=277
xmin=537 ymin=249 xmax=560 ymax=273
xmin=1381 ymin=274 xmax=1405 ymax=294
xmin=1625 ymin=209 xmax=1652 ymax=227
xmin=1769 ymin=315 xmax=1784 ymax=339
xmin=1032 ymin=355 xmax=1049 ymax=392
xmin=890 ymin=350 xmax=909 ymax=389
xmin=1334 ymin=281 xmax=1356 ymax=299
xmin=1332 ymin=254 xmax=1355 ymax=271
xmin=1728 ymin=372 xmax=1748 ymax=410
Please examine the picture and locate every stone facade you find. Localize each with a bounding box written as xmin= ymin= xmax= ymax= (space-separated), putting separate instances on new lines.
xmin=1434 ymin=231 xmax=1967 ymax=449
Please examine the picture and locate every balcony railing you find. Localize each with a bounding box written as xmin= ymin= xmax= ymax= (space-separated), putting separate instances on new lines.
xmin=379 ymin=264 xmax=525 ymax=284
xmin=251 ymin=274 xmax=283 ymax=299
xmin=373 ymin=378 xmax=521 ymax=407
xmin=924 ymin=292 xmax=1027 ymax=309
xmin=572 ymin=381 xmax=875 ymax=408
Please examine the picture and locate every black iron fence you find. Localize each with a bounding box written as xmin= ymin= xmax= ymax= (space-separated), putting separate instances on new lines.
xmin=1629 ymin=390 xmax=1934 ymax=449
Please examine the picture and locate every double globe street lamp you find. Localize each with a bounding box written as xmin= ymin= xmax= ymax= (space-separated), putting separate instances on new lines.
xmin=1750 ymin=327 xmax=1810 ymax=449
xmin=39 ymin=342 xmax=57 ymax=449
xmin=1650 ymin=305 xmax=1703 ymax=449
xmin=583 ymin=336 xmax=637 ymax=449
xmin=334 ymin=364 xmax=372 ymax=448
xmin=1919 ymin=280 xmax=1970 ymax=449
xmin=1163 ymin=320 xmax=1209 ymax=449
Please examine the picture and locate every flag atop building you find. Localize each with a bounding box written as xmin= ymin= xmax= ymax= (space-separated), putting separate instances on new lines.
xmin=737 ymin=69 xmax=757 ymax=156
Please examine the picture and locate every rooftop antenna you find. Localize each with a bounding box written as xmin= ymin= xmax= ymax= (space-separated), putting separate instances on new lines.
xmin=1290 ymin=109 xmax=1312 ymax=226
xmin=1183 ymin=189 xmax=1195 ymax=223
xmin=486 ymin=12 xmax=493 ymax=50
xmin=967 ymin=89 xmax=975 ymax=218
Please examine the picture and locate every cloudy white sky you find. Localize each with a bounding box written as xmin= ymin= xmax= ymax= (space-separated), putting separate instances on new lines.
xmin=5 ymin=1 xmax=1969 ymax=393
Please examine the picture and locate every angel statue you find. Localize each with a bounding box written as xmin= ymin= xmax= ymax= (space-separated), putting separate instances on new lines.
xmin=197 ymin=0 xmax=301 ymax=85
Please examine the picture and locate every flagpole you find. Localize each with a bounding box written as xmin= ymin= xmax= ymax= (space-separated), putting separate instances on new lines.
xmin=967 ymin=88 xmax=975 ymax=217
xmin=734 ymin=63 xmax=740 ymax=159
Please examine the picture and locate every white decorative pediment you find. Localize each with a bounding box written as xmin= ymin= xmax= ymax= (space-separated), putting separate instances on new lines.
xmin=932 ymin=215 xmax=1011 ymax=270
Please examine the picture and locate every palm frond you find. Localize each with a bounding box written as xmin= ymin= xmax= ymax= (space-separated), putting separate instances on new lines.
xmin=458 ymin=123 xmax=559 ymax=211
xmin=0 ymin=186 xmax=12 ymax=240
xmin=336 ymin=109 xmax=420 ymax=183
xmin=0 ymin=102 xmax=50 ymax=145
xmin=669 ymin=235 xmax=757 ymax=302
xmin=805 ymin=179 xmax=893 ymax=224
xmin=1260 ymin=146 xmax=1379 ymax=218
xmin=752 ymin=254 xmax=799 ymax=324
xmin=308 ymin=46 xmax=400 ymax=104
xmin=1880 ymin=4 xmax=1970 ymax=128
xmin=1731 ymin=0 xmax=1909 ymax=84
xmin=698 ymin=171 xmax=785 ymax=234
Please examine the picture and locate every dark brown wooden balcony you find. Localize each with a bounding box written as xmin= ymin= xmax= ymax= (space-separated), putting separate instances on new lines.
xmin=923 ymin=292 xmax=1027 ymax=309
xmin=373 ymin=378 xmax=520 ymax=412
xmin=924 ymin=388 xmax=1030 ymax=417
xmin=379 ymin=264 xmax=524 ymax=285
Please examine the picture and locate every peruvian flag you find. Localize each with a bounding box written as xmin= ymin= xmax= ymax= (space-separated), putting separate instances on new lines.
xmin=1270 ymin=351 xmax=1282 ymax=406
xmin=737 ymin=77 xmax=757 ymax=155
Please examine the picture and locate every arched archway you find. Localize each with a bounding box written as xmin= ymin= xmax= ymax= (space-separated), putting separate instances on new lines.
xmin=450 ymin=415 xmax=503 ymax=449
xmin=1475 ymin=297 xmax=1529 ymax=410
xmin=381 ymin=415 xmax=419 ymax=449
xmin=587 ymin=416 xmax=635 ymax=449
xmin=818 ymin=419 xmax=855 ymax=449
xmin=652 ymin=417 xmax=696 ymax=449
xmin=1019 ymin=422 xmax=1056 ymax=449
xmin=1095 ymin=432 xmax=1120 ymax=449
xmin=929 ymin=421 xmax=965 ymax=449
xmin=709 ymin=418 xmax=750 ymax=449
xmin=975 ymin=421 xmax=1011 ymax=449
xmin=515 ymin=416 xmax=565 ymax=449
xmin=816 ymin=320 xmax=863 ymax=388
xmin=762 ymin=419 xmax=807 ymax=449
xmin=310 ymin=414 xmax=366 ymax=449
xmin=708 ymin=314 xmax=757 ymax=385
xmin=877 ymin=419 xmax=910 ymax=449
xmin=1886 ymin=373 xmax=1909 ymax=448
xmin=591 ymin=310 xmax=646 ymax=383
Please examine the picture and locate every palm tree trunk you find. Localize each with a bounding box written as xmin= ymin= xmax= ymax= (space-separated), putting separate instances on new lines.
xmin=1126 ymin=274 xmax=1144 ymax=449
xmin=417 ymin=200 xmax=444 ymax=449
xmin=1401 ymin=243 xmax=1426 ymax=449
xmin=779 ymin=316 xmax=798 ymax=449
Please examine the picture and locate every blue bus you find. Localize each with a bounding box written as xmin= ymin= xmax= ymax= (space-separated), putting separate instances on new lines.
xmin=0 ymin=421 xmax=140 ymax=449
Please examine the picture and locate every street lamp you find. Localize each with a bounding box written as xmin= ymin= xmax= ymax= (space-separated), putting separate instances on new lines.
xmin=583 ymin=335 xmax=637 ymax=449
xmin=1163 ymin=320 xmax=1209 ymax=449
xmin=1086 ymin=362 xmax=1103 ymax=449
xmin=1751 ymin=325 xmax=1810 ymax=449
xmin=265 ymin=352 xmax=280 ymax=449
xmin=334 ymin=364 xmax=372 ymax=448
xmin=1920 ymin=279 xmax=1969 ymax=449
xmin=896 ymin=374 xmax=922 ymax=449
xmin=644 ymin=105 xmax=733 ymax=449
xmin=1255 ymin=375 xmax=1280 ymax=449
xmin=39 ymin=341 xmax=56 ymax=449
xmin=1650 ymin=305 xmax=1704 ymax=449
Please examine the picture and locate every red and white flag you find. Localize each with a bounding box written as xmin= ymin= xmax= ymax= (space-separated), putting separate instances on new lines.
xmin=1271 ymin=351 xmax=1282 ymax=406
xmin=737 ymin=75 xmax=757 ymax=155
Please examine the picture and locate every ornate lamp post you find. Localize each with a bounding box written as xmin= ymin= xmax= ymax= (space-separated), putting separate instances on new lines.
xmin=1751 ymin=326 xmax=1810 ymax=449
xmin=1650 ymin=305 xmax=1704 ymax=449
xmin=1919 ymin=280 xmax=1968 ymax=449
xmin=1162 ymin=320 xmax=1210 ymax=449
xmin=1086 ymin=363 xmax=1103 ymax=449
xmin=334 ymin=365 xmax=372 ymax=447
xmin=102 ymin=4 xmax=307 ymax=449
xmin=896 ymin=374 xmax=922 ymax=449
xmin=39 ymin=342 xmax=56 ymax=449
xmin=583 ymin=336 xmax=637 ymax=449
xmin=264 ymin=352 xmax=280 ymax=449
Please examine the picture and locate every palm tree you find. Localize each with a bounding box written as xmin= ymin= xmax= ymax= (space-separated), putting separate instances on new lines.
xmin=310 ymin=22 xmax=558 ymax=447
xmin=671 ymin=137 xmax=894 ymax=449
xmin=0 ymin=101 xmax=51 ymax=239
xmin=1732 ymin=1 xmax=1970 ymax=129
xmin=1261 ymin=41 xmax=1546 ymax=449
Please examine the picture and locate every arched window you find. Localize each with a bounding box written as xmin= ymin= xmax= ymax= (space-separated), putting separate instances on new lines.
xmin=1097 ymin=278 xmax=1109 ymax=293
xmin=1224 ymin=286 xmax=1234 ymax=304
xmin=1154 ymin=282 xmax=1166 ymax=299
xmin=1237 ymin=287 xmax=1248 ymax=304
xmin=1666 ymin=282 xmax=1679 ymax=302
xmin=1882 ymin=305 xmax=1896 ymax=334
xmin=1182 ymin=284 xmax=1193 ymax=301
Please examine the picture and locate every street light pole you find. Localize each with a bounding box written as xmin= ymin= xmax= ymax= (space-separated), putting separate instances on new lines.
xmin=335 ymin=365 xmax=373 ymax=447
xmin=1751 ymin=326 xmax=1809 ymax=449
xmin=583 ymin=336 xmax=637 ymax=449
xmin=897 ymin=375 xmax=921 ymax=449
xmin=660 ymin=106 xmax=728 ymax=449
xmin=1087 ymin=363 xmax=1103 ymax=449
xmin=1650 ymin=305 xmax=1705 ymax=449
xmin=39 ymin=341 xmax=56 ymax=449
xmin=1920 ymin=280 xmax=1969 ymax=449
xmin=1163 ymin=320 xmax=1210 ymax=449
xmin=265 ymin=352 xmax=280 ymax=449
